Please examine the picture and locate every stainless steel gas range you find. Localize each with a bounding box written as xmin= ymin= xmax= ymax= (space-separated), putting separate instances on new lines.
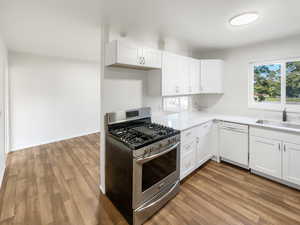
xmin=105 ymin=107 xmax=180 ymax=225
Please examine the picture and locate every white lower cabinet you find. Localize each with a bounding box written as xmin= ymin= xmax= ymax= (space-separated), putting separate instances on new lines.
xmin=250 ymin=127 xmax=300 ymax=188
xmin=195 ymin=122 xmax=213 ymax=168
xmin=180 ymin=122 xmax=213 ymax=180
xmin=180 ymin=150 xmax=196 ymax=179
xmin=250 ymin=136 xmax=282 ymax=179
xmin=283 ymin=142 xmax=300 ymax=186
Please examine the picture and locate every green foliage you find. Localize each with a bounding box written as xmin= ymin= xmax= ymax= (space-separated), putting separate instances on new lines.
xmin=286 ymin=62 xmax=300 ymax=100
xmin=254 ymin=65 xmax=281 ymax=102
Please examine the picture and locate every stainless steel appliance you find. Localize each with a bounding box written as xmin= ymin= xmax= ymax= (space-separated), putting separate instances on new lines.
xmin=105 ymin=107 xmax=180 ymax=225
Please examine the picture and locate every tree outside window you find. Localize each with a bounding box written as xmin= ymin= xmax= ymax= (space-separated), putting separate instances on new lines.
xmin=286 ymin=61 xmax=300 ymax=104
xmin=250 ymin=59 xmax=300 ymax=110
xmin=254 ymin=64 xmax=281 ymax=103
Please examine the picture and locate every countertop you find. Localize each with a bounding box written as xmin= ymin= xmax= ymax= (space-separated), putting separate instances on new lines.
xmin=152 ymin=111 xmax=300 ymax=133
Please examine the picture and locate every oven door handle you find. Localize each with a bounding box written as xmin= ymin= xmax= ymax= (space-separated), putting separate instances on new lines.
xmin=135 ymin=181 xmax=179 ymax=213
xmin=136 ymin=142 xmax=179 ymax=164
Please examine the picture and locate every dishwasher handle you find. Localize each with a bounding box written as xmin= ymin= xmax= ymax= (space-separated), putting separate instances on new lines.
xmin=220 ymin=126 xmax=248 ymax=134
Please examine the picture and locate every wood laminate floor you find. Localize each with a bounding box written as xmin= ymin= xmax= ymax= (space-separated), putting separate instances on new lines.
xmin=0 ymin=133 xmax=300 ymax=225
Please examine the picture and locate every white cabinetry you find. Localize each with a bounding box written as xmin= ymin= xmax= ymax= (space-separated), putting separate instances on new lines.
xmin=250 ymin=127 xmax=300 ymax=188
xmin=162 ymin=52 xmax=190 ymax=96
xmin=180 ymin=121 xmax=214 ymax=180
xmin=195 ymin=122 xmax=213 ymax=168
xmin=200 ymin=60 xmax=224 ymax=93
xmin=162 ymin=52 xmax=181 ymax=96
xmin=282 ymin=142 xmax=300 ymax=186
xmin=250 ymin=137 xmax=282 ymax=179
xmin=142 ymin=48 xmax=162 ymax=68
xmin=105 ymin=40 xmax=161 ymax=69
xmin=162 ymin=55 xmax=224 ymax=96
xmin=189 ymin=58 xmax=201 ymax=94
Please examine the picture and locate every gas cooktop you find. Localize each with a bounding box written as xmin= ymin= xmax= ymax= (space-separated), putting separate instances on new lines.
xmin=109 ymin=122 xmax=179 ymax=149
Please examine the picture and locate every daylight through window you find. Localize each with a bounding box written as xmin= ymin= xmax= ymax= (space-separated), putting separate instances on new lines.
xmin=250 ymin=59 xmax=300 ymax=110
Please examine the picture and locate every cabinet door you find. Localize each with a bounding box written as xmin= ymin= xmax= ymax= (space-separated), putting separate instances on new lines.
xmin=189 ymin=59 xmax=201 ymax=94
xmin=117 ymin=42 xmax=141 ymax=66
xmin=196 ymin=122 xmax=213 ymax=168
xmin=201 ymin=60 xmax=223 ymax=93
xmin=250 ymin=136 xmax=282 ymax=179
xmin=283 ymin=142 xmax=300 ymax=185
xmin=220 ymin=128 xmax=248 ymax=166
xmin=178 ymin=56 xmax=190 ymax=95
xmin=162 ymin=52 xmax=180 ymax=96
xmin=180 ymin=150 xmax=196 ymax=180
xmin=142 ymin=48 xmax=162 ymax=69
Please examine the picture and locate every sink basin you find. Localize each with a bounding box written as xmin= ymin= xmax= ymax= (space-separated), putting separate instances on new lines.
xmin=256 ymin=120 xmax=300 ymax=130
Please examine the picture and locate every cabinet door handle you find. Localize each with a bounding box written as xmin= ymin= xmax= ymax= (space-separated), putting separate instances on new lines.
xmin=278 ymin=143 xmax=281 ymax=151
xmin=284 ymin=144 xmax=286 ymax=152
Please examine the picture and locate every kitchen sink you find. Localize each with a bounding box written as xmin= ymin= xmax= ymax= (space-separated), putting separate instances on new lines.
xmin=256 ymin=119 xmax=300 ymax=130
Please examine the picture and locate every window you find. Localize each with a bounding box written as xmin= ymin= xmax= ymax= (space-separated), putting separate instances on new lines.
xmin=286 ymin=61 xmax=300 ymax=104
xmin=249 ymin=59 xmax=300 ymax=111
xmin=253 ymin=64 xmax=282 ymax=104
xmin=163 ymin=96 xmax=190 ymax=112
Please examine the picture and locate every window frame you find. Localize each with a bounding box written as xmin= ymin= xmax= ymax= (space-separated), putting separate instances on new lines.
xmin=248 ymin=58 xmax=300 ymax=112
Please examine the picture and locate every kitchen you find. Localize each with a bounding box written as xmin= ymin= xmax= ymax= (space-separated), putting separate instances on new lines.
xmin=1 ymin=1 xmax=300 ymax=225
xmin=101 ymin=34 xmax=300 ymax=224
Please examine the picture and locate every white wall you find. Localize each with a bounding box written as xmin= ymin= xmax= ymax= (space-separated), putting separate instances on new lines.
xmin=9 ymin=52 xmax=100 ymax=150
xmin=193 ymin=35 xmax=300 ymax=122
xmin=0 ymin=37 xmax=8 ymax=187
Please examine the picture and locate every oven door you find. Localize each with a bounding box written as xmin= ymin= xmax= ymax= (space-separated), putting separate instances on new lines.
xmin=132 ymin=142 xmax=180 ymax=209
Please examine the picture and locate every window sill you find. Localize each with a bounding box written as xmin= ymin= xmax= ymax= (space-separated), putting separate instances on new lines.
xmin=248 ymin=103 xmax=300 ymax=113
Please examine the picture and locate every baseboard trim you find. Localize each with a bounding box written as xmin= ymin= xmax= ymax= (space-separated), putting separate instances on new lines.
xmin=11 ymin=130 xmax=100 ymax=151
xmin=251 ymin=169 xmax=300 ymax=191
xmin=99 ymin=184 xmax=105 ymax=194
xmin=0 ymin=166 xmax=5 ymax=190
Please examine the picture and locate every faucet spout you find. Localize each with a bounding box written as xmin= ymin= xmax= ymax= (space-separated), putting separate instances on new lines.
xmin=283 ymin=108 xmax=287 ymax=122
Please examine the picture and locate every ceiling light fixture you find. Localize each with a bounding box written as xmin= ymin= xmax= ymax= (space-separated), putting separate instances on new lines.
xmin=229 ymin=12 xmax=259 ymax=26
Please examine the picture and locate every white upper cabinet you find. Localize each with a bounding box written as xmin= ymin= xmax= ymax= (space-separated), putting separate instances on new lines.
xmin=201 ymin=60 xmax=224 ymax=93
xmin=189 ymin=58 xmax=201 ymax=94
xmin=105 ymin=40 xmax=162 ymax=69
xmin=161 ymin=53 xmax=224 ymax=96
xmin=178 ymin=56 xmax=190 ymax=95
xmin=162 ymin=53 xmax=200 ymax=96
xmin=142 ymin=48 xmax=162 ymax=69
xmin=162 ymin=52 xmax=181 ymax=96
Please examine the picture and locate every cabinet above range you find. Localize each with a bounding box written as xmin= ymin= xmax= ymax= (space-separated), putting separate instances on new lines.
xmin=105 ymin=40 xmax=162 ymax=70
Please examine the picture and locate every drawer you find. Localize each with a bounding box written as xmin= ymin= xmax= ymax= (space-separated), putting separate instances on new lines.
xmin=181 ymin=141 xmax=196 ymax=156
xmin=180 ymin=152 xmax=195 ymax=180
xmin=181 ymin=128 xmax=196 ymax=144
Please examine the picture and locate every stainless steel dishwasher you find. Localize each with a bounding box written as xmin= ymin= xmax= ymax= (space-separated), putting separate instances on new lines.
xmin=219 ymin=121 xmax=249 ymax=169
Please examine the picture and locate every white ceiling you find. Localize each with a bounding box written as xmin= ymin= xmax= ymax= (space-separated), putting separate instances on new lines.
xmin=1 ymin=0 xmax=300 ymax=61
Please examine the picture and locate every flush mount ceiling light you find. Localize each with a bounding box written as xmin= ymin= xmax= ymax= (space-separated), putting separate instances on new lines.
xmin=229 ymin=12 xmax=259 ymax=26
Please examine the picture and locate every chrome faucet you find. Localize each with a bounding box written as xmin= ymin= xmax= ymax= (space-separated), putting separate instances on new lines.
xmin=282 ymin=108 xmax=287 ymax=122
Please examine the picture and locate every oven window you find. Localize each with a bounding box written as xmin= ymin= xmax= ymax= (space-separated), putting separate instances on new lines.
xmin=142 ymin=149 xmax=177 ymax=192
